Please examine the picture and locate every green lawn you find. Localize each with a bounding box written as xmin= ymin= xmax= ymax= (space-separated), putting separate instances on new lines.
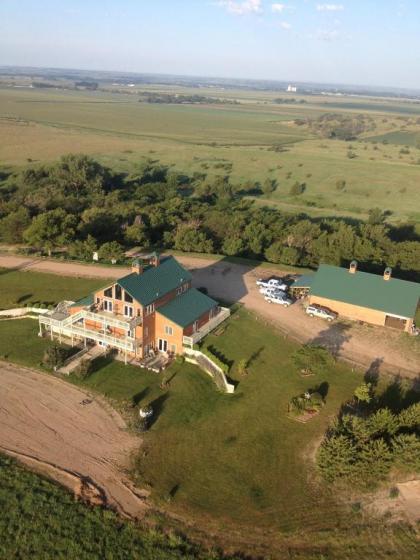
xmin=0 ymin=268 xmax=107 ymax=310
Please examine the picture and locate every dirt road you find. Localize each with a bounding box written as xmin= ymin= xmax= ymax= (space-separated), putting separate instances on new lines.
xmin=0 ymin=362 xmax=147 ymax=518
xmin=1 ymin=253 xmax=419 ymax=376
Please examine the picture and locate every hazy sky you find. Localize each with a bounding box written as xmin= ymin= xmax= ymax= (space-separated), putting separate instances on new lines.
xmin=1 ymin=1 xmax=419 ymax=89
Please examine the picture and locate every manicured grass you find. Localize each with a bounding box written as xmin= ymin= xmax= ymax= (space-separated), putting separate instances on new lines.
xmin=0 ymin=318 xmax=50 ymax=367
xmin=0 ymin=268 xmax=107 ymax=310
xmin=0 ymin=453 xmax=232 ymax=560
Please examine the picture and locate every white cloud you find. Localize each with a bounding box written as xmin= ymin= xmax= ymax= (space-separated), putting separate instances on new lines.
xmin=316 ymin=4 xmax=344 ymax=11
xmin=218 ymin=0 xmax=262 ymax=15
xmin=315 ymin=29 xmax=340 ymax=40
xmin=272 ymin=3 xmax=286 ymax=13
xmin=280 ymin=21 xmax=292 ymax=29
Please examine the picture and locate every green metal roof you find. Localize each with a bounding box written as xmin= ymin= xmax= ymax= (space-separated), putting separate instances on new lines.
xmin=310 ymin=264 xmax=420 ymax=319
xmin=292 ymin=274 xmax=314 ymax=289
xmin=157 ymin=288 xmax=218 ymax=328
xmin=69 ymin=294 xmax=94 ymax=308
xmin=117 ymin=256 xmax=192 ymax=307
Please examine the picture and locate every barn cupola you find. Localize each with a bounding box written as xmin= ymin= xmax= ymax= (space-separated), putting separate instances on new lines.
xmin=349 ymin=260 xmax=358 ymax=274
xmin=131 ymin=258 xmax=143 ymax=275
xmin=383 ymin=266 xmax=392 ymax=281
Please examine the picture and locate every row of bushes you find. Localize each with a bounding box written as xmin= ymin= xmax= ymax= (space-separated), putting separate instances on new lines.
xmin=199 ymin=346 xmax=230 ymax=375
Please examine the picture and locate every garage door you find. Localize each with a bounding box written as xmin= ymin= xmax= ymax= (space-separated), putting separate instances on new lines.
xmin=385 ymin=315 xmax=407 ymax=330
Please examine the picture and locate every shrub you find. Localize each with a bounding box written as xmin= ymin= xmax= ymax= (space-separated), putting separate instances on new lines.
xmin=289 ymin=182 xmax=306 ymax=196
xmin=42 ymin=343 xmax=70 ymax=370
xmin=389 ymin=486 xmax=399 ymax=499
xmin=201 ymin=346 xmax=229 ymax=374
xmin=317 ymin=435 xmax=358 ymax=482
xmin=392 ymin=433 xmax=420 ymax=473
xmin=292 ymin=345 xmax=333 ymax=375
xmin=74 ymin=358 xmax=93 ymax=378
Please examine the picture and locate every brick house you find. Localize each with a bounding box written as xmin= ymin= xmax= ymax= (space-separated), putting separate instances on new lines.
xmin=39 ymin=254 xmax=230 ymax=362
xmin=307 ymin=261 xmax=420 ymax=332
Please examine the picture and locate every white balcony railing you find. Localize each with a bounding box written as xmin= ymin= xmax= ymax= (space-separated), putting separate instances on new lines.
xmin=183 ymin=307 xmax=230 ymax=348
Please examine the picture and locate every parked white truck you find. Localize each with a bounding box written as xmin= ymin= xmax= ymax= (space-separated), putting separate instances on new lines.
xmin=256 ymin=277 xmax=288 ymax=292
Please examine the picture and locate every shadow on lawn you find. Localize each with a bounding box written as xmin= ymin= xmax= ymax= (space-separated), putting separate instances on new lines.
xmin=148 ymin=393 xmax=170 ymax=428
xmin=374 ymin=374 xmax=420 ymax=413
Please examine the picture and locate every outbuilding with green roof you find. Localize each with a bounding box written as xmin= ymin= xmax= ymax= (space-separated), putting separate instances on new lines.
xmin=308 ymin=262 xmax=420 ymax=332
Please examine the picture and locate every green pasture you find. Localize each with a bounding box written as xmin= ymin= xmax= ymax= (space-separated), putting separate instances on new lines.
xmin=365 ymin=130 xmax=420 ymax=147
xmin=1 ymin=87 xmax=420 ymax=220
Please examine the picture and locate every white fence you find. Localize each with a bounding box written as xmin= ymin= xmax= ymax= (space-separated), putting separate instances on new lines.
xmin=184 ymin=348 xmax=235 ymax=394
xmin=0 ymin=307 xmax=49 ymax=317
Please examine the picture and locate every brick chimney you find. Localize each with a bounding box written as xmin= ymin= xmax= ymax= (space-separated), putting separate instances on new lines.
xmin=383 ymin=266 xmax=392 ymax=281
xmin=150 ymin=252 xmax=160 ymax=268
xmin=349 ymin=260 xmax=358 ymax=274
xmin=131 ymin=258 xmax=143 ymax=275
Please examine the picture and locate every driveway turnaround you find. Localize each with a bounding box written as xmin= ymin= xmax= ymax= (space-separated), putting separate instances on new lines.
xmin=0 ymin=253 xmax=419 ymax=377
xmin=0 ymin=362 xmax=147 ymax=518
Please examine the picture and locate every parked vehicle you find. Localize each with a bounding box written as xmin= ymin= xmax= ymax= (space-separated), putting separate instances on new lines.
xmin=305 ymin=304 xmax=337 ymax=322
xmin=264 ymin=293 xmax=293 ymax=307
xmin=256 ymin=277 xmax=288 ymax=292
xmin=260 ymin=286 xmax=287 ymax=298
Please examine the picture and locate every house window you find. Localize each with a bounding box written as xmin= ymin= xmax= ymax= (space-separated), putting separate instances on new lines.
xmin=145 ymin=304 xmax=155 ymax=315
xmin=115 ymin=284 xmax=122 ymax=300
xmin=104 ymin=300 xmax=113 ymax=312
xmin=104 ymin=287 xmax=113 ymax=298
xmin=124 ymin=305 xmax=133 ymax=318
xmin=124 ymin=292 xmax=133 ymax=303
xmin=165 ymin=325 xmax=173 ymax=335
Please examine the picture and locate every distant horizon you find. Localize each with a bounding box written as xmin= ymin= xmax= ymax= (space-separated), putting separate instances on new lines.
xmin=2 ymin=63 xmax=420 ymax=96
xmin=1 ymin=1 xmax=419 ymax=91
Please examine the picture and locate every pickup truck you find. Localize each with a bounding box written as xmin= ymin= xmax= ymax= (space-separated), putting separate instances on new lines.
xmin=256 ymin=277 xmax=288 ymax=292
xmin=305 ymin=304 xmax=337 ymax=322
xmin=260 ymin=286 xmax=287 ymax=298
xmin=264 ymin=293 xmax=293 ymax=307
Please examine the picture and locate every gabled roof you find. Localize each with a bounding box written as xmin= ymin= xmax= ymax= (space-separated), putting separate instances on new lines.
xmin=157 ymin=288 xmax=217 ymax=328
xmin=117 ymin=256 xmax=192 ymax=307
xmin=311 ymin=264 xmax=420 ymax=319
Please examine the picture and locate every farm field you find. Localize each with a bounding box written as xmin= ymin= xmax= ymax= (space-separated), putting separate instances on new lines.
xmin=2 ymin=86 xmax=420 ymax=221
xmin=0 ymin=310 xmax=418 ymax=557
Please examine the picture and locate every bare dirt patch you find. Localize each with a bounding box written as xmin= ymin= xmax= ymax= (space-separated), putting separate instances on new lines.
xmin=0 ymin=362 xmax=148 ymax=519
xmin=364 ymin=480 xmax=420 ymax=525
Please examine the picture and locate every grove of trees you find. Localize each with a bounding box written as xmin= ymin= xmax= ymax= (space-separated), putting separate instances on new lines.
xmin=0 ymin=154 xmax=419 ymax=279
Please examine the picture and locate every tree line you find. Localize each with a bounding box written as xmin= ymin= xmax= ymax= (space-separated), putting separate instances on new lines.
xmin=0 ymin=154 xmax=419 ymax=280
